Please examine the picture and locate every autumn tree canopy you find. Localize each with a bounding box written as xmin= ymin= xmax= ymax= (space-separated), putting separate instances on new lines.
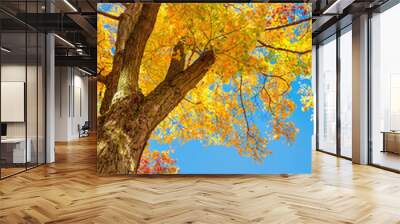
xmin=97 ymin=3 xmax=312 ymax=174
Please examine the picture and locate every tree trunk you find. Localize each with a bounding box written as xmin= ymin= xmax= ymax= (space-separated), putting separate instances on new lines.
xmin=97 ymin=4 xmax=160 ymax=175
xmin=97 ymin=92 xmax=150 ymax=174
xmin=97 ymin=50 xmax=215 ymax=175
xmin=97 ymin=4 xmax=216 ymax=175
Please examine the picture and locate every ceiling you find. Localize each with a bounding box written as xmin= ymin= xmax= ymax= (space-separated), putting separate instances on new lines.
xmin=0 ymin=0 xmax=394 ymax=73
xmin=311 ymin=0 xmax=390 ymax=43
xmin=0 ymin=0 xmax=97 ymax=73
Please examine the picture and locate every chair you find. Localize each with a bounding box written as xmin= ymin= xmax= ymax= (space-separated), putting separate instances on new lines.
xmin=79 ymin=121 xmax=90 ymax=138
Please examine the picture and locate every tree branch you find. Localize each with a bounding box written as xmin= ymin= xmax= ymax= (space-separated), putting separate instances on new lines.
xmin=261 ymin=80 xmax=275 ymax=115
xmin=184 ymin=97 xmax=201 ymax=105
xmin=239 ymin=75 xmax=252 ymax=138
xmin=99 ymin=4 xmax=146 ymax=115
xmin=115 ymin=4 xmax=160 ymax=97
xmin=115 ymin=4 xmax=143 ymax=53
xmin=260 ymin=73 xmax=290 ymax=96
xmin=97 ymin=75 xmax=108 ymax=85
xmin=257 ymin=40 xmax=311 ymax=55
xmin=98 ymin=10 xmax=120 ymax=21
xmin=238 ymin=75 xmax=261 ymax=160
xmin=143 ymin=50 xmax=216 ymax=131
xmin=265 ymin=17 xmax=312 ymax=31
xmin=165 ymin=39 xmax=186 ymax=80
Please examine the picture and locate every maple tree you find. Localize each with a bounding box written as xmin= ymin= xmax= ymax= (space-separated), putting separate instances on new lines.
xmin=97 ymin=3 xmax=312 ymax=174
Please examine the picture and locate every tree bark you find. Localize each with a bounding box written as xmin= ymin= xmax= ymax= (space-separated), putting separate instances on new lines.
xmin=97 ymin=4 xmax=160 ymax=174
xmin=97 ymin=50 xmax=215 ymax=175
xmin=97 ymin=92 xmax=147 ymax=174
xmin=97 ymin=4 xmax=216 ymax=175
xmin=99 ymin=4 xmax=144 ymax=115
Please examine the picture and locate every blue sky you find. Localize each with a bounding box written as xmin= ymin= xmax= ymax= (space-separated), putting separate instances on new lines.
xmin=148 ymin=78 xmax=312 ymax=174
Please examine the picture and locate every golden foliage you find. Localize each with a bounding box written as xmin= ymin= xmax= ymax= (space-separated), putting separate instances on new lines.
xmin=98 ymin=3 xmax=312 ymax=166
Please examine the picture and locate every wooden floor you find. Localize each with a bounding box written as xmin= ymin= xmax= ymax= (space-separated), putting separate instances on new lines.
xmin=1 ymin=136 xmax=400 ymax=223
xmin=0 ymin=167 xmax=26 ymax=178
xmin=373 ymin=150 xmax=400 ymax=171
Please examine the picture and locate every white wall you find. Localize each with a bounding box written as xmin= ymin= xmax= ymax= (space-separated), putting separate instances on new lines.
xmin=1 ymin=65 xmax=26 ymax=138
xmin=1 ymin=65 xmax=42 ymax=138
xmin=55 ymin=66 xmax=69 ymax=141
xmin=55 ymin=67 xmax=89 ymax=141
xmin=1 ymin=63 xmax=46 ymax=164
xmin=72 ymin=72 xmax=89 ymax=138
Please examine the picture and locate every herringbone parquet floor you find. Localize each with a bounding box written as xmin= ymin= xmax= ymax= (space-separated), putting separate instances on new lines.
xmin=1 ymin=135 xmax=400 ymax=224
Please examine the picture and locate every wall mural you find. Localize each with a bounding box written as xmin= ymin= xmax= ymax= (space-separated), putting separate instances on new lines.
xmin=97 ymin=3 xmax=312 ymax=175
